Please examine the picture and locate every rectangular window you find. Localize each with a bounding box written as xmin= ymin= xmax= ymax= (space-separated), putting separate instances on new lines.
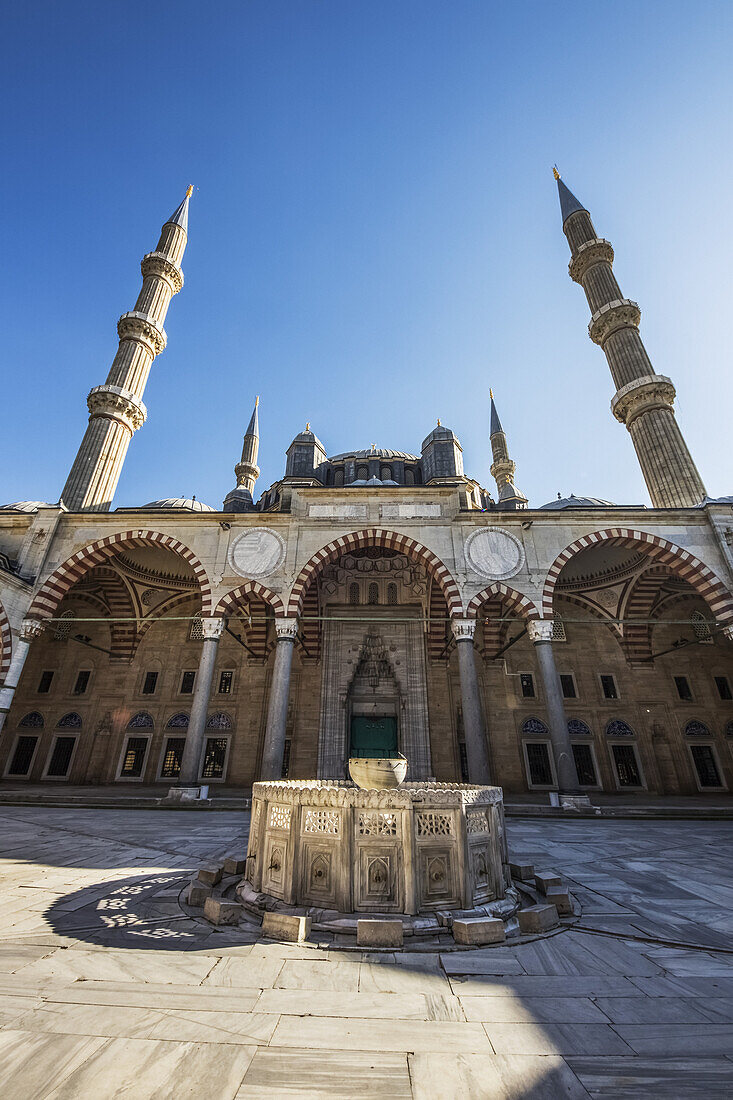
xmin=600 ymin=674 xmax=618 ymax=700
xmin=612 ymin=744 xmax=642 ymax=787
xmin=218 ymin=670 xmax=233 ymax=695
xmin=201 ymin=737 xmax=228 ymax=780
xmin=73 ymin=670 xmax=91 ymax=696
xmin=46 ymin=736 xmax=76 ymax=778
xmin=281 ymin=739 xmax=291 ymax=779
xmin=519 ymin=673 xmax=535 ymax=699
xmin=120 ymin=737 xmax=148 ymax=779
xmin=160 ymin=737 xmax=185 ymax=779
xmin=142 ymin=671 xmax=158 ymax=695
xmin=714 ymin=676 xmax=732 ymax=701
xmin=525 ymin=742 xmax=554 ymax=786
xmin=180 ymin=670 xmax=196 ymax=695
xmin=560 ymin=674 xmax=577 ymax=699
xmin=690 ymin=745 xmax=723 ymax=789
xmin=37 ymin=670 xmax=54 ymax=694
xmin=674 ymin=676 xmax=693 ymax=701
xmin=572 ymin=743 xmax=598 ymax=787
xmin=7 ymin=736 xmax=38 ymax=776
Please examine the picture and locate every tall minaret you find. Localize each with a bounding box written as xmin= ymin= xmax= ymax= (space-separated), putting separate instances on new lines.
xmin=223 ymin=396 xmax=261 ymax=511
xmin=555 ymin=169 xmax=705 ymax=509
xmin=60 ymin=188 xmax=192 ymax=511
xmin=489 ymin=390 xmax=528 ymax=509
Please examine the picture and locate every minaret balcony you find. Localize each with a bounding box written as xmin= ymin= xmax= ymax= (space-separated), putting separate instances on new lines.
xmin=140 ymin=251 xmax=184 ymax=294
xmin=611 ymin=374 xmax=676 ymax=427
xmin=86 ymin=384 xmax=147 ymax=432
xmin=568 ymin=237 xmax=614 ymax=283
xmin=117 ymin=311 xmax=168 ymax=355
xmin=588 ymin=298 xmax=641 ymax=345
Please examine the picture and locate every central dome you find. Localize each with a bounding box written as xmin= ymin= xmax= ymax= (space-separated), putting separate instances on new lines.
xmin=329 ymin=447 xmax=419 ymax=462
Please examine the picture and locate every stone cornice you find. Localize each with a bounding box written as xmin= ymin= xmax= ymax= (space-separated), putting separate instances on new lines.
xmin=87 ymin=385 xmax=147 ymax=432
xmin=588 ymin=298 xmax=641 ymax=345
xmin=252 ymin=778 xmax=502 ymax=807
xmin=611 ymin=374 xmax=676 ymax=427
xmin=569 ymin=237 xmax=614 ymax=283
xmin=140 ymin=251 xmax=184 ymax=294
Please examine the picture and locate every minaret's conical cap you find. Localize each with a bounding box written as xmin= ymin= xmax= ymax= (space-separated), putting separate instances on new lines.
xmin=555 ymin=173 xmax=587 ymax=225
xmin=490 ymin=391 xmax=504 ymax=436
xmin=245 ymin=395 xmax=260 ymax=439
xmin=165 ymin=185 xmax=193 ymax=233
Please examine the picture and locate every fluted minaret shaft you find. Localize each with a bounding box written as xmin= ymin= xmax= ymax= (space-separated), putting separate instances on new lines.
xmin=223 ymin=397 xmax=261 ymax=511
xmin=489 ymin=391 xmax=527 ymax=509
xmin=60 ymin=189 xmax=192 ymax=511
xmin=557 ymin=173 xmax=705 ymax=509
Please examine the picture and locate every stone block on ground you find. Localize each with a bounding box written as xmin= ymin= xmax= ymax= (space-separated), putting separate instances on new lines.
xmin=197 ymin=862 xmax=224 ymax=886
xmin=518 ymin=904 xmax=560 ymax=934
xmin=560 ymin=794 xmax=592 ymax=811
xmin=509 ymin=861 xmax=535 ymax=882
xmin=357 ymin=919 xmax=404 ymax=948
xmin=452 ymin=917 xmax=506 ymax=946
xmin=262 ymin=911 xmax=312 ymax=943
xmin=223 ymin=855 xmax=246 ymax=875
xmin=545 ymin=887 xmax=573 ymax=915
xmin=186 ymin=877 xmax=212 ymax=907
xmin=203 ymin=897 xmax=243 ymax=926
xmin=534 ymin=871 xmax=563 ymax=895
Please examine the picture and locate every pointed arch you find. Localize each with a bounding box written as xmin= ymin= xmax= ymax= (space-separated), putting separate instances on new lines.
xmin=28 ymin=531 xmax=212 ymax=620
xmin=215 ymin=579 xmax=285 ymax=618
xmin=466 ymin=582 xmax=541 ymax=660
xmin=542 ymin=529 xmax=733 ymax=625
xmin=287 ymin=529 xmax=462 ymax=617
xmin=466 ymin=582 xmax=541 ymax=621
xmin=0 ymin=602 xmax=12 ymax=682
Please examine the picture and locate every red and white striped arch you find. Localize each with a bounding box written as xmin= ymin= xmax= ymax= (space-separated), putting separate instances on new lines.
xmin=466 ymin=581 xmax=542 ymax=621
xmin=215 ymin=580 xmax=286 ymax=618
xmin=286 ymin=528 xmax=463 ymax=618
xmin=543 ymin=529 xmax=733 ymax=625
xmin=0 ymin=602 xmax=12 ymax=681
xmin=27 ymin=531 xmax=213 ymax=620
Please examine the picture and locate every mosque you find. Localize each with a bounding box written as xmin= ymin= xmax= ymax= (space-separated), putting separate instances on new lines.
xmin=1 ymin=176 xmax=732 ymax=800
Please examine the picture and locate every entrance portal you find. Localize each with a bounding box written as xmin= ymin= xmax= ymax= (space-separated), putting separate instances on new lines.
xmin=350 ymin=715 xmax=398 ymax=758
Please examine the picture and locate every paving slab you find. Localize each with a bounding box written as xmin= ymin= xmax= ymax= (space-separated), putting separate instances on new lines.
xmin=458 ymin=994 xmax=609 ymax=1023
xmin=409 ymin=1052 xmax=590 ymax=1100
xmin=254 ymin=987 xmax=463 ymax=1021
xmin=484 ymin=1022 xmax=635 ymax=1056
xmin=270 ymin=1015 xmax=493 ymax=1053
xmin=567 ymin=1056 xmax=733 ymax=1098
xmin=235 ymin=1048 xmax=412 ymax=1099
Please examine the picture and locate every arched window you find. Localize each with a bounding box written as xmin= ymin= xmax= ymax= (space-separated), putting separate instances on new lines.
xmin=387 ymin=582 xmax=398 ymax=606
xmin=127 ymin=712 xmax=154 ymax=729
xmin=19 ymin=712 xmax=44 ymax=728
xmin=606 ymin=719 xmax=634 ymax=737
xmin=54 ymin=610 xmax=75 ymax=641
xmin=368 ymin=582 xmax=379 ymax=606
xmin=690 ymin=610 xmax=713 ymax=644
xmin=357 ymin=465 xmax=369 ymax=481
xmin=685 ymin=719 xmax=711 ymax=737
xmin=334 ymin=468 xmax=344 ymax=488
xmin=166 ymin=713 xmax=189 ymax=728
xmin=189 ymin=614 xmax=204 ymax=641
xmin=349 ymin=582 xmax=360 ymax=606
xmin=380 ymin=465 xmax=392 ymax=482
xmin=206 ymin=713 xmax=232 ymax=730
xmin=405 ymin=468 xmax=415 ymax=486
xmin=522 ymin=717 xmax=549 ymax=735
xmin=57 ymin=712 xmax=82 ymax=729
xmin=567 ymin=719 xmax=591 ymax=736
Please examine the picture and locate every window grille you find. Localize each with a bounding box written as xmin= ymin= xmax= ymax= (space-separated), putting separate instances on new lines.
xmin=690 ymin=611 xmax=713 ymax=644
xmin=73 ymin=670 xmax=91 ymax=695
xmin=674 ymin=675 xmax=693 ymax=701
xmin=349 ymin=582 xmax=360 ymax=606
xmin=218 ymin=670 xmax=233 ymax=694
xmin=57 ymin=712 xmax=82 ymax=729
xmin=206 ymin=713 xmax=232 ymax=730
xmin=522 ymin=717 xmax=549 ymax=736
xmin=189 ymin=615 xmax=204 ymax=641
xmin=37 ymin=670 xmax=54 ymax=694
xmin=572 ymin=743 xmax=597 ymax=786
xmin=714 ymin=676 xmax=732 ymax=701
xmin=612 ymin=744 xmax=642 ymax=786
xmin=685 ymin=719 xmax=711 ymax=737
xmin=161 ymin=738 xmax=185 ymax=778
xmin=53 ymin=611 xmax=75 ymax=641
xmin=166 ymin=713 xmax=189 ymax=728
xmin=8 ymin=736 xmax=38 ymax=775
xmin=525 ymin=742 xmax=553 ymax=786
xmin=606 ymin=719 xmax=634 ymax=737
xmin=180 ymin=670 xmax=196 ymax=694
xmin=519 ymin=673 xmax=535 ymax=699
xmin=368 ymin=582 xmax=379 ymax=605
xmin=201 ymin=738 xmax=228 ymax=779
xmin=387 ymin=582 xmax=398 ymax=606
xmin=19 ymin=712 xmax=44 ymax=728
xmin=551 ymin=618 xmax=566 ymax=642
xmin=127 ymin=712 xmax=154 ymax=729
xmin=47 ymin=737 xmax=76 ymax=778
xmin=142 ymin=671 xmax=158 ymax=695
xmin=690 ymin=745 xmax=722 ymax=787
xmin=120 ymin=737 xmax=148 ymax=778
xmin=567 ymin=718 xmax=591 ymax=736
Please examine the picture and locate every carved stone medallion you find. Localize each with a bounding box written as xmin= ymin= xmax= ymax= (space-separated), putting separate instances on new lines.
xmin=228 ymin=527 xmax=285 ymax=579
xmin=465 ymin=528 xmax=525 ymax=580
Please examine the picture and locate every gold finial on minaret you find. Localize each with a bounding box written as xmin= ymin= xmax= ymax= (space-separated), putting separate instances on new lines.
xmin=186 ymin=184 xmax=194 ymax=198
xmin=255 ymin=395 xmax=259 ymax=407
xmin=490 ymin=388 xmax=494 ymax=399
xmin=552 ymin=165 xmax=561 ymax=181
xmin=437 ymin=418 xmax=441 ymax=427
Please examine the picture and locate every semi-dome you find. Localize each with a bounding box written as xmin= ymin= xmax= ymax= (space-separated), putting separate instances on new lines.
xmin=539 ymin=494 xmax=620 ymax=510
xmin=143 ymin=497 xmax=215 ymax=512
xmin=0 ymin=501 xmax=54 ymax=513
xmin=329 ymin=447 xmax=419 ymax=462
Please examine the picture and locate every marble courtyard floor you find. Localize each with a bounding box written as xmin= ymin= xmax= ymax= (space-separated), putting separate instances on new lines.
xmin=0 ymin=808 xmax=732 ymax=1098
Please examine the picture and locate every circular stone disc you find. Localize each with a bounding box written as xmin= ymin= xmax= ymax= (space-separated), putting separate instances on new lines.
xmin=465 ymin=528 xmax=525 ymax=580
xmin=228 ymin=528 xmax=285 ymax=579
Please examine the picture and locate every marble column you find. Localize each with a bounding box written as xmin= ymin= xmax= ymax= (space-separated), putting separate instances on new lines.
xmin=260 ymin=617 xmax=299 ymax=780
xmin=528 ymin=620 xmax=580 ymax=794
xmin=452 ymin=618 xmax=491 ymax=784
xmin=0 ymin=619 xmax=44 ymax=735
xmin=176 ymin=616 xmax=225 ymax=789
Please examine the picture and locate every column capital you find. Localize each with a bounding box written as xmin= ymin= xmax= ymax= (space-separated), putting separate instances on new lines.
xmin=722 ymin=624 xmax=733 ymax=642
xmin=527 ymin=620 xmax=554 ymax=644
xmin=201 ymin=616 xmax=225 ymax=640
xmin=20 ymin=618 xmax=44 ymax=641
xmin=275 ymin=617 xmax=299 ymax=641
xmin=451 ymin=617 xmax=476 ymax=642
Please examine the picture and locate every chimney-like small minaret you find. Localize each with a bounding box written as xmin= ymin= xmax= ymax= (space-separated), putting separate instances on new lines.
xmin=60 ymin=188 xmax=192 ymax=511
xmin=223 ymin=396 xmax=261 ymax=511
xmin=555 ymin=169 xmax=706 ymax=509
xmin=489 ymin=390 xmax=528 ymax=509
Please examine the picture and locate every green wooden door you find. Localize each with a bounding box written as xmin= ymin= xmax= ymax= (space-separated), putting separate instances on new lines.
xmin=349 ymin=716 xmax=398 ymax=758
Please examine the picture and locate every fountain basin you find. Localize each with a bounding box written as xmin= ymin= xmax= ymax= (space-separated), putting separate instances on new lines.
xmin=348 ymin=755 xmax=407 ymax=790
xmin=242 ymin=779 xmax=508 ymax=915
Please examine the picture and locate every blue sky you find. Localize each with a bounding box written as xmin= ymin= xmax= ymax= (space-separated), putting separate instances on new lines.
xmin=2 ymin=1 xmax=731 ymax=509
